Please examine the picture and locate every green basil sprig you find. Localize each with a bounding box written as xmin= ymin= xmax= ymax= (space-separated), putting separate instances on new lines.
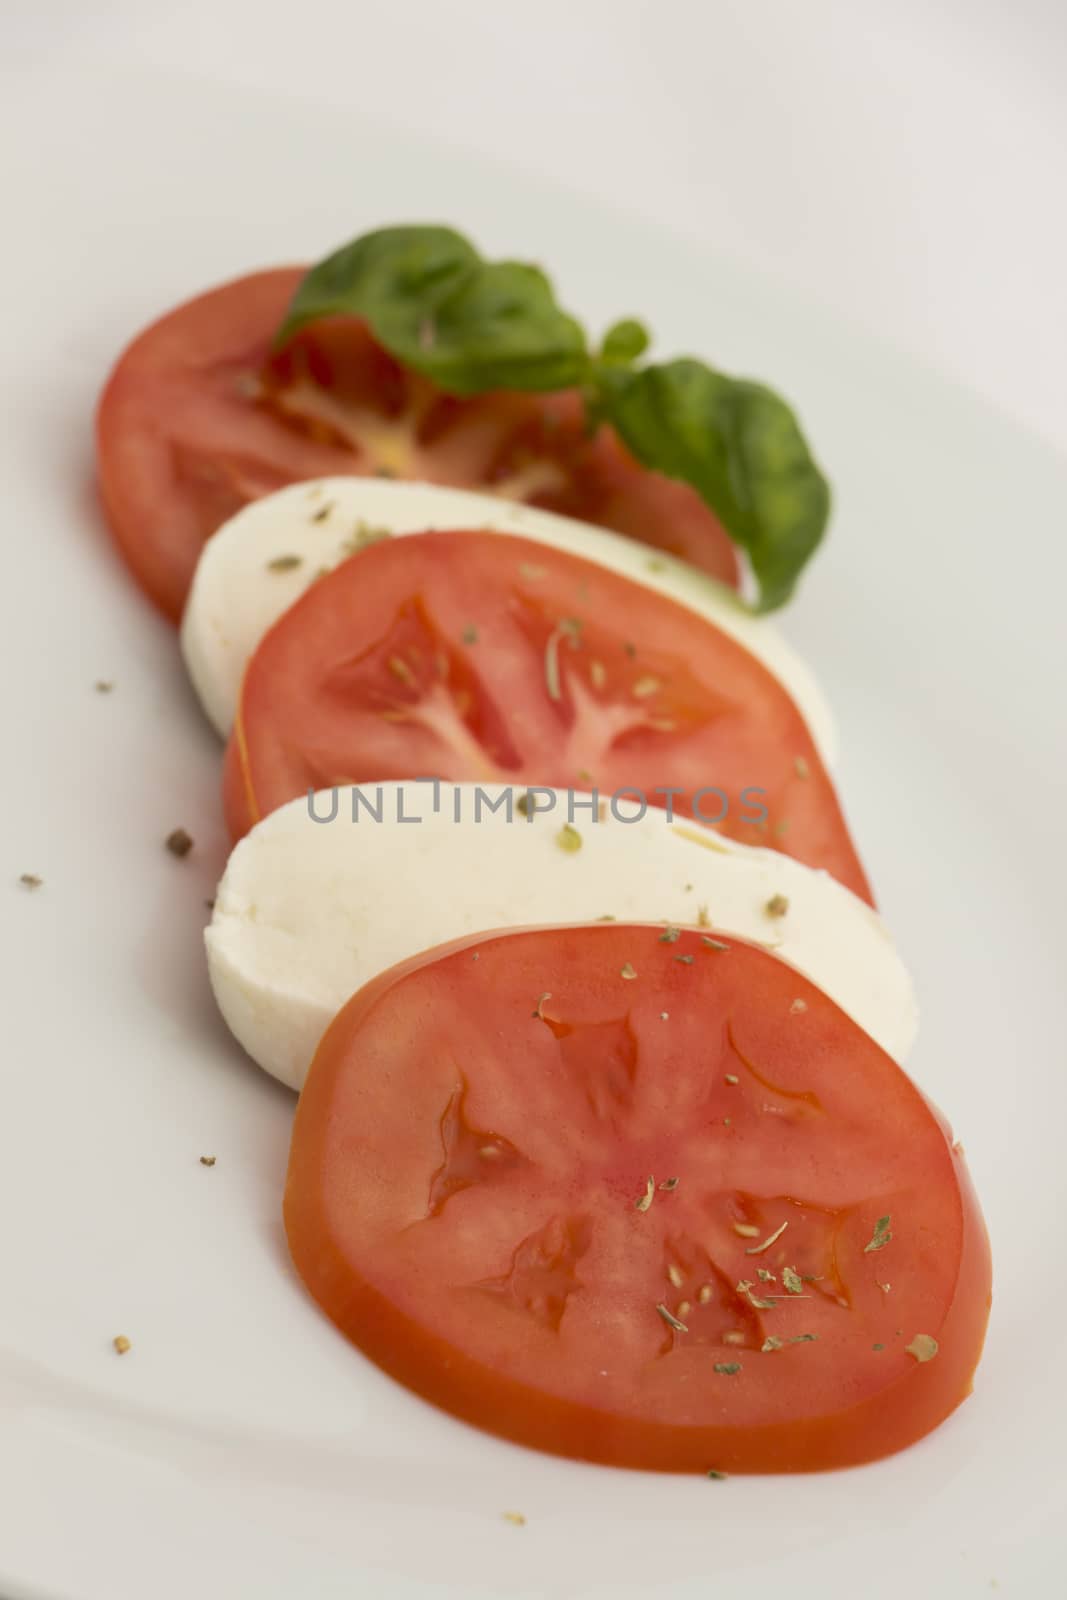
xmin=273 ymin=225 xmax=587 ymax=394
xmin=275 ymin=224 xmax=830 ymax=611
xmin=596 ymin=362 xmax=829 ymax=613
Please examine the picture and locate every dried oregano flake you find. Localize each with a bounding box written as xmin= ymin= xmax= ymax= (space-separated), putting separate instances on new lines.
xmin=863 ymin=1215 xmax=893 ymax=1254
xmin=745 ymin=1220 xmax=789 ymax=1256
xmin=656 ymin=1302 xmax=688 ymax=1333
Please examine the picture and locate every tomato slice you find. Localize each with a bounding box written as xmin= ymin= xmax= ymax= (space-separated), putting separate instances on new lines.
xmin=96 ymin=268 xmax=739 ymax=622
xmin=285 ymin=923 xmax=991 ymax=1474
xmin=225 ymin=529 xmax=872 ymax=900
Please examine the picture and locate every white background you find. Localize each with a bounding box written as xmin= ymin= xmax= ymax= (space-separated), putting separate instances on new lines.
xmin=10 ymin=0 xmax=1067 ymax=453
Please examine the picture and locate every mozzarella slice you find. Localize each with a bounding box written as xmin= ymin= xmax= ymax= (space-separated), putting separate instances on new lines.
xmin=180 ymin=477 xmax=837 ymax=761
xmin=206 ymin=782 xmax=916 ymax=1091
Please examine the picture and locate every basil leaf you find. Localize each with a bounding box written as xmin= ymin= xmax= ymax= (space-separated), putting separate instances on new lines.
xmin=274 ymin=224 xmax=588 ymax=395
xmin=274 ymin=224 xmax=476 ymax=343
xmin=599 ymin=318 xmax=650 ymax=365
xmin=273 ymin=225 xmax=831 ymax=606
xmin=410 ymin=259 xmax=589 ymax=393
xmin=595 ymin=359 xmax=830 ymax=611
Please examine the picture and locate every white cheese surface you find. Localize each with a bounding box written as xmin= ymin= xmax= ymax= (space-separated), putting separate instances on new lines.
xmin=206 ymin=782 xmax=915 ymax=1090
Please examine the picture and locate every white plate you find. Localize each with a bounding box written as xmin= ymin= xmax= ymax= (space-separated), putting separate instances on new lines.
xmin=2 ymin=58 xmax=1065 ymax=1600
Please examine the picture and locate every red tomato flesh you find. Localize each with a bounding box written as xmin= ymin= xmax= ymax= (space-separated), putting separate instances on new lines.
xmin=96 ymin=268 xmax=739 ymax=621
xmin=225 ymin=529 xmax=872 ymax=901
xmin=285 ymin=923 xmax=991 ymax=1474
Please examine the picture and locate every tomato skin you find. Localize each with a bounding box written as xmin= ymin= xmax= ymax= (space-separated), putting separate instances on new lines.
xmin=288 ymin=1186 xmax=990 ymax=1475
xmin=285 ymin=924 xmax=991 ymax=1474
xmin=97 ymin=270 xmax=310 ymax=620
xmin=225 ymin=528 xmax=872 ymax=902
xmin=223 ymin=711 xmax=257 ymax=845
xmin=96 ymin=269 xmax=739 ymax=623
